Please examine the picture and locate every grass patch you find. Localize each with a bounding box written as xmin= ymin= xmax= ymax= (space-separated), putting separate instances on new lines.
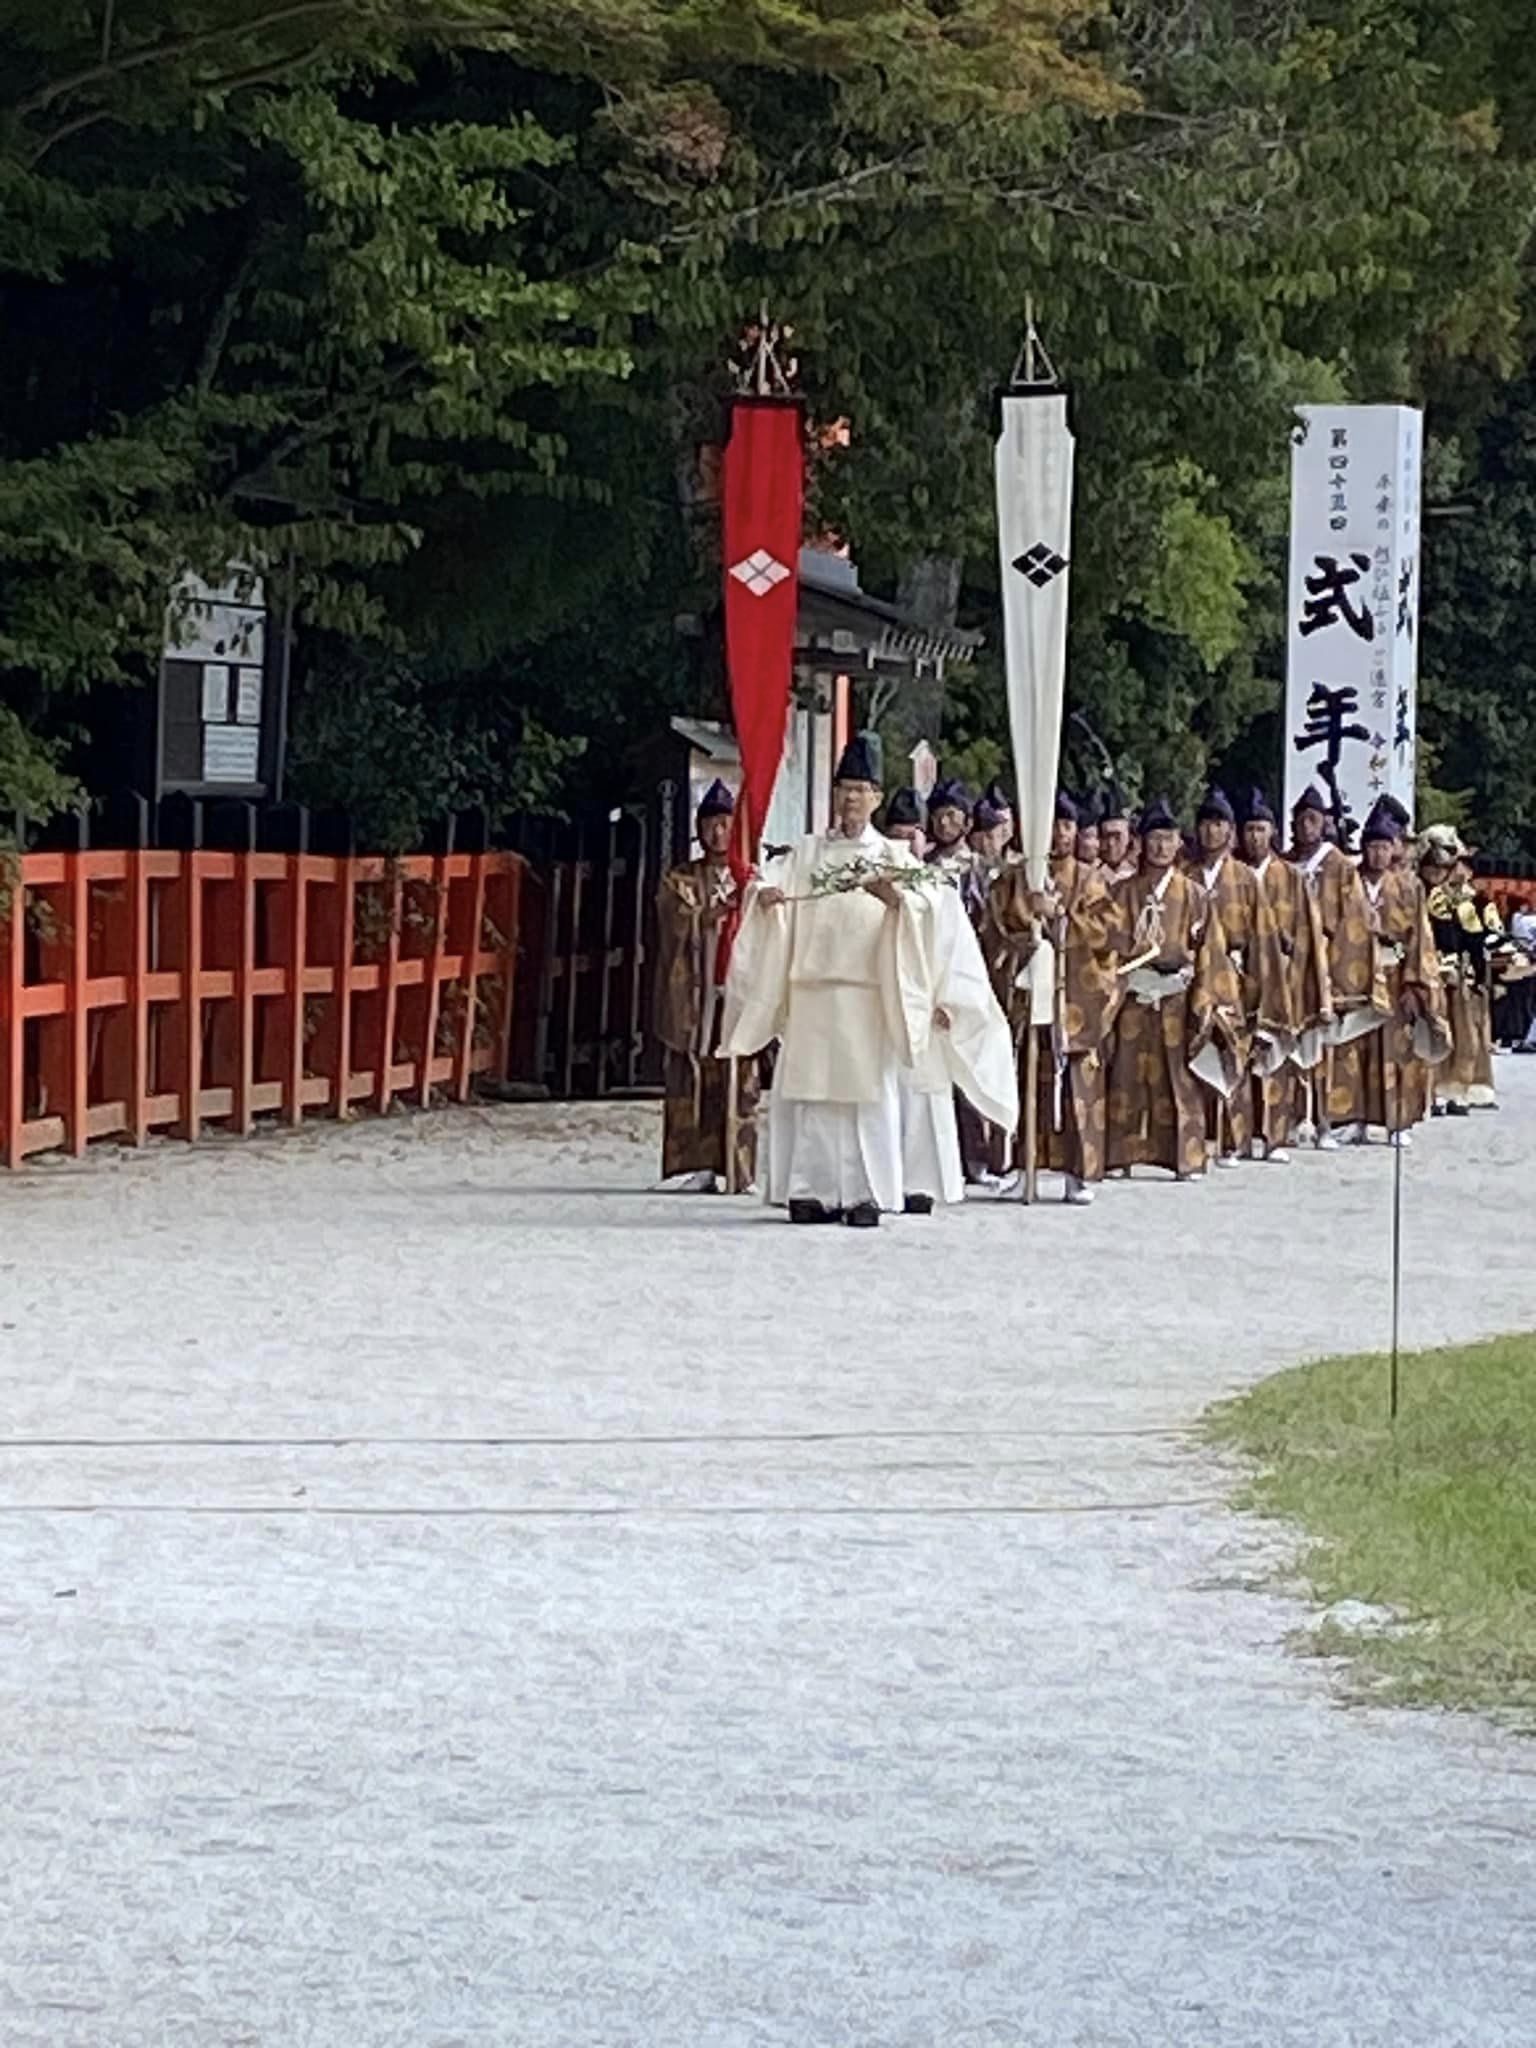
xmin=1205 ymin=1332 xmax=1536 ymax=1725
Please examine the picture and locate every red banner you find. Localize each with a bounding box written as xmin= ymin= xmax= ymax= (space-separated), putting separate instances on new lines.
xmin=722 ymin=397 xmax=804 ymax=879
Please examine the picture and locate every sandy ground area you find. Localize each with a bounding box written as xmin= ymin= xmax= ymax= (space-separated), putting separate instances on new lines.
xmin=1 ymin=1063 xmax=1533 ymax=2046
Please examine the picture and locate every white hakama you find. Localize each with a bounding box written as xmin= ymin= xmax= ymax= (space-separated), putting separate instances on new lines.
xmin=897 ymin=1077 xmax=965 ymax=1205
xmin=767 ymin=1073 xmax=906 ymax=1213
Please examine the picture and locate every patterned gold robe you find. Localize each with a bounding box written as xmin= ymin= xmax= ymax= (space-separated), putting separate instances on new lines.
xmin=1328 ymin=869 xmax=1448 ymax=1132
xmin=1184 ymin=851 xmax=1293 ymax=1157
xmin=1288 ymin=841 xmax=1386 ymax=1134
xmin=985 ymin=855 xmax=1118 ymax=1182
xmin=1250 ymin=852 xmax=1331 ymax=1151
xmin=653 ymin=858 xmax=758 ymax=1185
xmin=1104 ymin=868 xmax=1243 ymax=1178
xmin=1427 ymin=880 xmax=1498 ymax=1108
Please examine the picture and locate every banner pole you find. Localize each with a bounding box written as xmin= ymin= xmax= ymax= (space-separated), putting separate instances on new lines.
xmin=1021 ymin=1000 xmax=1039 ymax=1204
xmin=1389 ymin=1121 xmax=1404 ymax=1422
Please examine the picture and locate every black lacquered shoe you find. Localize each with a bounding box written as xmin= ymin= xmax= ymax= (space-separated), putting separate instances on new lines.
xmin=788 ymin=1198 xmax=839 ymax=1224
xmin=903 ymin=1194 xmax=935 ymax=1216
xmin=844 ymin=1201 xmax=881 ymax=1229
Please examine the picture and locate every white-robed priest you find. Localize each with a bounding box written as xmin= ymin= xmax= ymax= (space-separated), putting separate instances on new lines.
xmin=881 ymin=787 xmax=1018 ymax=1210
xmin=723 ymin=740 xmax=1001 ymax=1226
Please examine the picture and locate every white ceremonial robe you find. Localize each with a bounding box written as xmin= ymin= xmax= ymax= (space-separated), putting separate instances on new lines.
xmin=724 ymin=824 xmax=933 ymax=1212
xmin=900 ymin=882 xmax=1019 ymax=1204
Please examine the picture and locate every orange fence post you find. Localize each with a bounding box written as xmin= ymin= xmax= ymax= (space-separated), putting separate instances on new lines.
xmin=452 ymin=853 xmax=488 ymax=1103
xmin=491 ymin=855 xmax=522 ymax=1082
xmin=176 ymin=854 xmax=202 ymax=1142
xmin=283 ymin=856 xmax=308 ymax=1127
xmin=375 ymin=862 xmax=402 ymax=1115
xmin=232 ymin=857 xmax=256 ymax=1137
xmin=127 ymin=852 xmax=150 ymax=1145
xmin=418 ymin=854 xmax=450 ymax=1109
xmin=1 ymin=861 xmax=23 ymax=1169
xmin=333 ymin=859 xmax=356 ymax=1119
xmin=63 ymin=854 xmax=89 ymax=1156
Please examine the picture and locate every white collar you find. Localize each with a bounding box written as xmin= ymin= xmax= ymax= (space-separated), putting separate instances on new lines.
xmin=1254 ymin=852 xmax=1273 ymax=880
xmin=1298 ymin=842 xmax=1331 ymax=879
xmin=1201 ymin=854 xmax=1226 ymax=890
xmin=1149 ymin=866 xmax=1176 ymax=904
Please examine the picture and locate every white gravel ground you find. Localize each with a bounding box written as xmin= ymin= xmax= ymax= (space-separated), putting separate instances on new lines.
xmin=1 ymin=1064 xmax=1534 ymax=2047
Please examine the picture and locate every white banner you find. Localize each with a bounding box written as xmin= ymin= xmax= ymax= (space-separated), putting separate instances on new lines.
xmin=1284 ymin=404 xmax=1422 ymax=836
xmin=995 ymin=391 xmax=1074 ymax=893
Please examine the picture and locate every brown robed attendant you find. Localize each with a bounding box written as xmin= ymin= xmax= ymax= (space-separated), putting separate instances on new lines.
xmin=1328 ymin=808 xmax=1447 ymax=1139
xmin=1419 ymin=823 xmax=1498 ymax=1113
xmin=985 ymin=790 xmax=1118 ymax=1202
xmin=1182 ymin=786 xmax=1293 ymax=1166
xmin=653 ymin=780 xmax=759 ymax=1190
xmin=1096 ymin=787 xmax=1138 ymax=886
xmin=1104 ymin=795 xmax=1244 ymax=1180
xmin=1240 ymin=788 xmax=1331 ymax=1161
xmin=1285 ymin=784 xmax=1385 ymax=1147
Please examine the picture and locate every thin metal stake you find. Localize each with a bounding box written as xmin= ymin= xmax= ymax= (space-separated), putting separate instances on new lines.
xmin=1389 ymin=1124 xmax=1404 ymax=1422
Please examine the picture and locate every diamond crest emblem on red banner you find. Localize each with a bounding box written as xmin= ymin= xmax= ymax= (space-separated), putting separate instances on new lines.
xmin=729 ymin=549 xmax=792 ymax=598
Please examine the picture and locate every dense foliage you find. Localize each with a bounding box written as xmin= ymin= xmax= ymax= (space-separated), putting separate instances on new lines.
xmin=1 ymin=0 xmax=1534 ymax=844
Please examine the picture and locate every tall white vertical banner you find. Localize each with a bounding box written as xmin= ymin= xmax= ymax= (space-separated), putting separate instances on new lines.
xmin=995 ymin=391 xmax=1074 ymax=893
xmin=1284 ymin=404 xmax=1423 ymax=834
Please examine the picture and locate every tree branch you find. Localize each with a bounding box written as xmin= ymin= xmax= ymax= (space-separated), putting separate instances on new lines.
xmin=25 ymin=40 xmax=333 ymax=164
xmin=11 ymin=0 xmax=352 ymax=119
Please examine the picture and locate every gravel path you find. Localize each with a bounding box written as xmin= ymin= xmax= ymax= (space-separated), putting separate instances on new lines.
xmin=1 ymin=1065 xmax=1533 ymax=2046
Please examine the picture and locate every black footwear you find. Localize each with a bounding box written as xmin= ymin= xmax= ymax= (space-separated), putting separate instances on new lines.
xmin=1446 ymin=1101 xmax=1471 ymax=1118
xmin=789 ymin=1198 xmax=839 ymax=1225
xmin=844 ymin=1201 xmax=881 ymax=1229
xmin=903 ymin=1193 xmax=935 ymax=1216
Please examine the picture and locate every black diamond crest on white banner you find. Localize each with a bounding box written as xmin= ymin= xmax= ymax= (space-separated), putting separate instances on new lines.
xmin=1012 ymin=542 xmax=1069 ymax=589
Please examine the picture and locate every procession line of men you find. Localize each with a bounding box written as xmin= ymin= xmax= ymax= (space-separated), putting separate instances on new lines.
xmin=654 ymin=749 xmax=1495 ymax=1225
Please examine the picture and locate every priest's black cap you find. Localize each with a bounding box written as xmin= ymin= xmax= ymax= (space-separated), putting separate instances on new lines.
xmin=696 ymin=778 xmax=734 ymax=819
xmin=834 ymin=734 xmax=880 ymax=784
xmin=885 ymin=787 xmax=923 ymax=828
xmin=1196 ymin=785 xmax=1235 ymax=824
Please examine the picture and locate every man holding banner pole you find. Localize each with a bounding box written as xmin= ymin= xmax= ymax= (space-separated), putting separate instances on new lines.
xmin=992 ymin=316 xmax=1074 ymax=1205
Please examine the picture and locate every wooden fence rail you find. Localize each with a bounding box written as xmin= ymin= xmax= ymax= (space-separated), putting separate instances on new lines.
xmin=0 ymin=849 xmax=525 ymax=1167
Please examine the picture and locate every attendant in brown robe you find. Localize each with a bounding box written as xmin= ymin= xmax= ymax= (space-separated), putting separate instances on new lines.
xmin=1097 ymin=787 xmax=1138 ymax=886
xmin=985 ymin=790 xmax=1118 ymax=1203
xmin=1240 ymin=789 xmax=1331 ymax=1162
xmin=1420 ymin=825 xmax=1497 ymax=1114
xmin=1286 ymin=784 xmax=1385 ymax=1149
xmin=652 ymin=780 xmax=759 ymax=1190
xmin=1074 ymin=794 xmax=1101 ymax=875
xmin=1104 ymin=796 xmax=1244 ymax=1180
xmin=1328 ymin=809 xmax=1448 ymax=1140
xmin=1183 ymin=786 xmax=1293 ymax=1168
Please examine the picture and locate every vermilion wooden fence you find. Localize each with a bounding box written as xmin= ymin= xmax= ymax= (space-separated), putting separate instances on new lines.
xmin=0 ymin=849 xmax=524 ymax=1167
